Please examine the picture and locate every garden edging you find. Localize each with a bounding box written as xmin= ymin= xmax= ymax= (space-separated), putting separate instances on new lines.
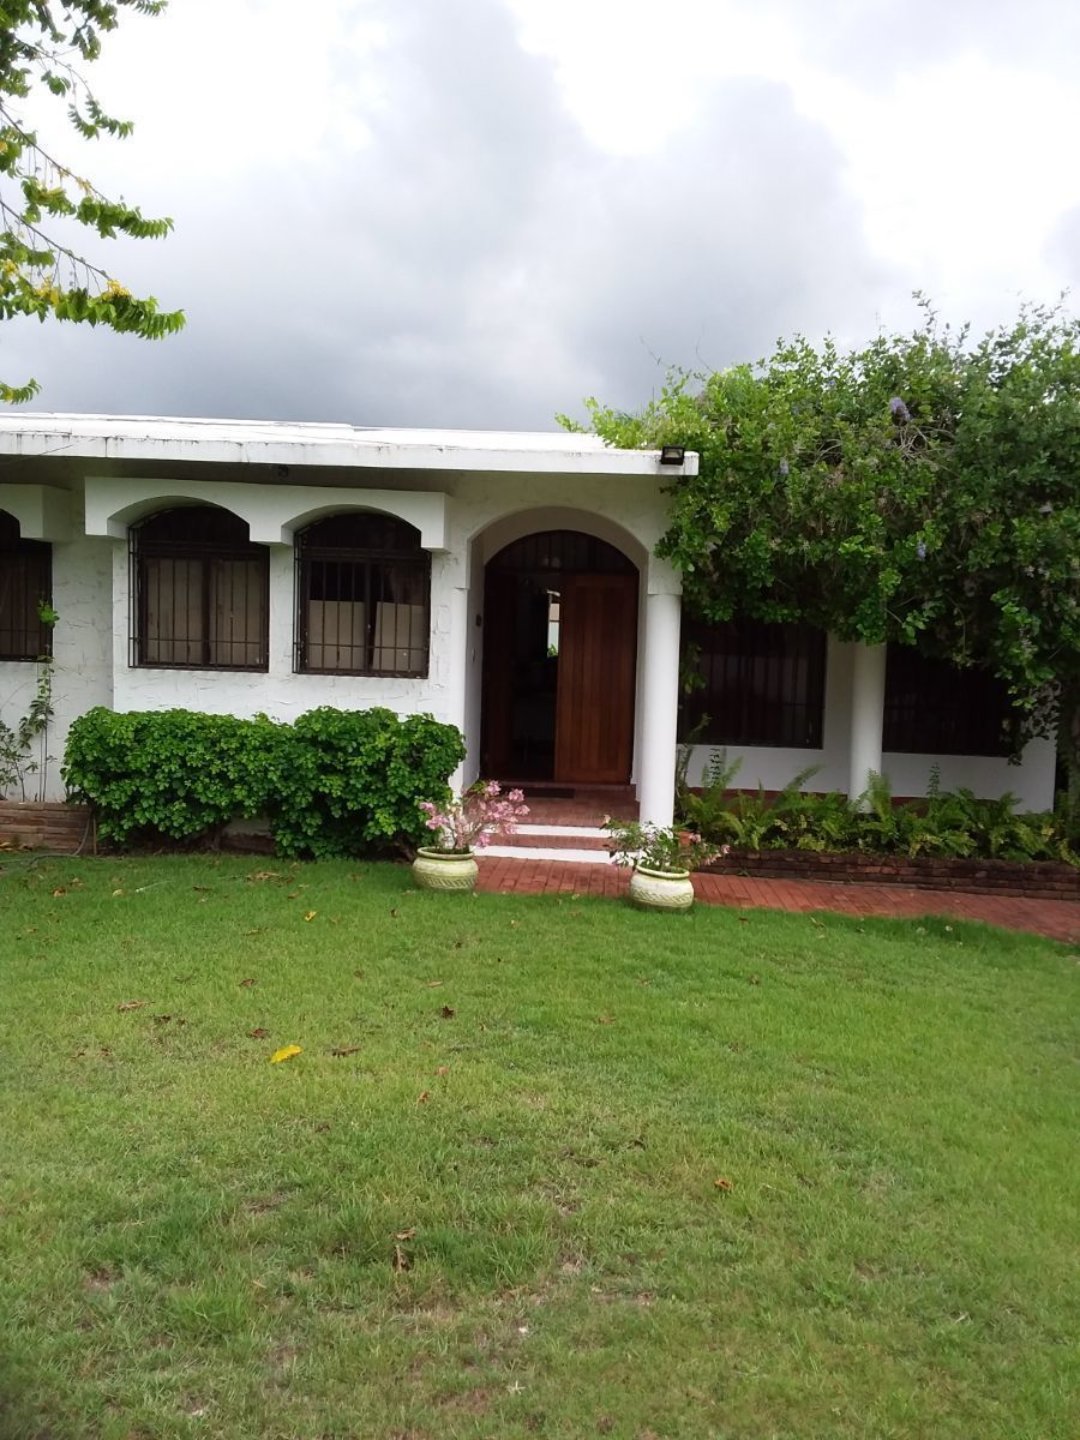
xmin=705 ymin=848 xmax=1080 ymax=900
xmin=0 ymin=801 xmax=92 ymax=853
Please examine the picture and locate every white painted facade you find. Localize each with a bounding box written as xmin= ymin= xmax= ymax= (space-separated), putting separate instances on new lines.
xmin=681 ymin=635 xmax=1056 ymax=811
xmin=0 ymin=413 xmax=1058 ymax=816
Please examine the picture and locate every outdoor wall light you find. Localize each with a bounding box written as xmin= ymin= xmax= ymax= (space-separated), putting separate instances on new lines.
xmin=659 ymin=445 xmax=685 ymax=466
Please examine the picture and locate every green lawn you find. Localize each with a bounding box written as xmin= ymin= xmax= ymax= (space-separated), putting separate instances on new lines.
xmin=1 ymin=855 xmax=1077 ymax=1440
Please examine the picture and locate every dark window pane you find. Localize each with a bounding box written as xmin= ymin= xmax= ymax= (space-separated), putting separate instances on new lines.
xmin=132 ymin=506 xmax=268 ymax=670
xmin=680 ymin=619 xmax=827 ymax=748
xmin=884 ymin=647 xmax=1015 ymax=756
xmin=0 ymin=510 xmax=52 ymax=660
xmin=296 ymin=512 xmax=430 ymax=676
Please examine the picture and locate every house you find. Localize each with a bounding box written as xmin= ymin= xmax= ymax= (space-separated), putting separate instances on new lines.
xmin=0 ymin=413 xmax=1057 ymax=824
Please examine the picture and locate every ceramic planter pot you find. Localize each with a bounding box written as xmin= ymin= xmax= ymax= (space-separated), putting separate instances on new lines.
xmin=629 ymin=865 xmax=695 ymax=911
xmin=411 ymin=847 xmax=479 ymax=892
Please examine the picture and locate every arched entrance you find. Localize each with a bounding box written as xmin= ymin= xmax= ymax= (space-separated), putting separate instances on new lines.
xmin=481 ymin=530 xmax=639 ymax=784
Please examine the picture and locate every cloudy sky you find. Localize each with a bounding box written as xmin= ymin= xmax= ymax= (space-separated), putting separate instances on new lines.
xmin=5 ymin=0 xmax=1079 ymax=428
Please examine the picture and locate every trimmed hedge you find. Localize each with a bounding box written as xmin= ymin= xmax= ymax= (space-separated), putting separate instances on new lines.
xmin=62 ymin=706 xmax=465 ymax=858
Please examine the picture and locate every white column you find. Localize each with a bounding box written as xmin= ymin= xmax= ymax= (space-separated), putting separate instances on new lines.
xmin=849 ymin=641 xmax=887 ymax=807
xmin=638 ymin=588 xmax=682 ymax=827
xmin=266 ymin=544 xmax=294 ymax=677
xmin=445 ymin=581 xmax=469 ymax=792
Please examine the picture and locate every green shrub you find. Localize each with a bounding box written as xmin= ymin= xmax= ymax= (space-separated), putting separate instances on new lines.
xmin=270 ymin=707 xmax=465 ymax=859
xmin=63 ymin=706 xmax=464 ymax=858
xmin=677 ymin=753 xmax=1078 ymax=866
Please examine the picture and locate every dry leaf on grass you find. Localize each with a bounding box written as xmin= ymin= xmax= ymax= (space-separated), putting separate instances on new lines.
xmin=330 ymin=1045 xmax=361 ymax=1057
xmin=392 ymin=1244 xmax=411 ymax=1272
xmin=248 ymin=1027 xmax=270 ymax=1039
xmin=439 ymin=1005 xmax=456 ymax=1020
xmin=417 ymin=1090 xmax=431 ymax=1104
xmin=303 ymin=911 xmax=317 ymax=922
xmin=115 ymin=999 xmax=146 ymax=1012
xmin=713 ymin=1177 xmax=733 ymax=1192
xmin=395 ymin=1227 xmax=416 ymax=1241
xmin=269 ymin=1045 xmax=302 ymax=1064
xmin=239 ymin=977 xmax=256 ymax=988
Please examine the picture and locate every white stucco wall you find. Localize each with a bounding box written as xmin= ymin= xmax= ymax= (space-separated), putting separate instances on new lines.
xmin=0 ymin=507 xmax=113 ymax=801
xmin=682 ymin=637 xmax=1058 ymax=811
xmin=108 ymin=541 xmax=466 ymax=733
xmin=4 ymin=466 xmax=676 ymax=800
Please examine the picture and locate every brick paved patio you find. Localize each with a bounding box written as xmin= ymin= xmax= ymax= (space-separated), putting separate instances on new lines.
xmin=476 ymin=857 xmax=1080 ymax=944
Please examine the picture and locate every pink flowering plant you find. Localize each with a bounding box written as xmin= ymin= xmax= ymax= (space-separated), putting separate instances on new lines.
xmin=418 ymin=780 xmax=529 ymax=853
xmin=604 ymin=818 xmax=726 ymax=874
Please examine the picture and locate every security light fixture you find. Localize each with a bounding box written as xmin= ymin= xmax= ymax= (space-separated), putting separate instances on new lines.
xmin=659 ymin=445 xmax=685 ymax=466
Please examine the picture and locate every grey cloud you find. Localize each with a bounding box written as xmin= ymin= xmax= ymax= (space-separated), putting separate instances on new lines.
xmin=3 ymin=0 xmax=886 ymax=429
xmin=761 ymin=0 xmax=1080 ymax=84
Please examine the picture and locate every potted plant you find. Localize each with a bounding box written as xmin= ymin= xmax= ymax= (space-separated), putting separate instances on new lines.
xmin=413 ymin=781 xmax=529 ymax=892
xmin=604 ymin=819 xmax=725 ymax=911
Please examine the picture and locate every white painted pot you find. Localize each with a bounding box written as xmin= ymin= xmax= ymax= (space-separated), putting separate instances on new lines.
xmin=411 ymin=847 xmax=479 ymax=893
xmin=629 ymin=865 xmax=694 ymax=911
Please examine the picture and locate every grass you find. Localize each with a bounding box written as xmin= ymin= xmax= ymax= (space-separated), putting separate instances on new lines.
xmin=0 ymin=854 xmax=1078 ymax=1440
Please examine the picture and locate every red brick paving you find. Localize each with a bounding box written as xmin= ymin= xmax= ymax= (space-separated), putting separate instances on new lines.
xmin=476 ymin=858 xmax=1080 ymax=944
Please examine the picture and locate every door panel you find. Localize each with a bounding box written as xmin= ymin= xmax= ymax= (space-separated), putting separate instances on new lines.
xmin=554 ymin=573 xmax=637 ymax=784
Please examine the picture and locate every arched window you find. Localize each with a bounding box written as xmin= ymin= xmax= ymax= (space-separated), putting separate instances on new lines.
xmin=0 ymin=509 xmax=52 ymax=661
xmin=131 ymin=506 xmax=268 ymax=669
xmin=295 ymin=513 xmax=430 ymax=676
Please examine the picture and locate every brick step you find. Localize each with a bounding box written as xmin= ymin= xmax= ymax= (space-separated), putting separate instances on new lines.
xmin=484 ymin=843 xmax=615 ymax=865
xmin=507 ymin=790 xmax=637 ymax=827
xmin=486 ymin=810 xmax=617 ymax=863
xmin=503 ymin=825 xmax=610 ymax=850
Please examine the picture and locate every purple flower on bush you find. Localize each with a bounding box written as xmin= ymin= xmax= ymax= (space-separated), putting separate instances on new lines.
xmin=778 ymin=459 xmax=790 ymax=478
xmin=916 ymin=541 xmax=927 ymax=560
xmin=889 ymin=397 xmax=911 ymax=422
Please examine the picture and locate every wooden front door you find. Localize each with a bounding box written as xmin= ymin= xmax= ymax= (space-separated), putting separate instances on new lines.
xmin=554 ymin=572 xmax=638 ymax=784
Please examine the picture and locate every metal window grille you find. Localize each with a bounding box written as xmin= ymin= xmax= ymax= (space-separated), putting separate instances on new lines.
xmin=679 ymin=619 xmax=827 ymax=748
xmin=295 ymin=513 xmax=430 ymax=676
xmin=488 ymin=530 xmax=635 ymax=575
xmin=130 ymin=507 xmax=269 ymax=670
xmin=0 ymin=510 xmax=51 ymax=660
xmin=883 ymin=647 xmax=1016 ymax=756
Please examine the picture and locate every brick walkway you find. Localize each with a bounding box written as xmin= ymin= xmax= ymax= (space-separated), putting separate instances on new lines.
xmin=476 ymin=858 xmax=1080 ymax=944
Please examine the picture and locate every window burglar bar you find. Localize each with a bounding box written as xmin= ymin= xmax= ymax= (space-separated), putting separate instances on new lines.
xmin=295 ymin=513 xmax=430 ymax=677
xmin=130 ymin=507 xmax=269 ymax=670
xmin=883 ymin=646 xmax=1016 ymax=756
xmin=679 ymin=619 xmax=827 ymax=748
xmin=0 ymin=510 xmax=51 ymax=660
